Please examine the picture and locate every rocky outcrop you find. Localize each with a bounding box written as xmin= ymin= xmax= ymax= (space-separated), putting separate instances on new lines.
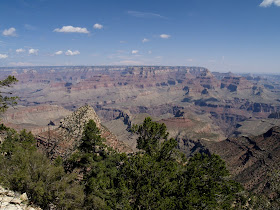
xmin=0 ymin=185 xmax=41 ymax=210
xmin=36 ymin=105 xmax=132 ymax=159
xmin=60 ymin=104 xmax=101 ymax=139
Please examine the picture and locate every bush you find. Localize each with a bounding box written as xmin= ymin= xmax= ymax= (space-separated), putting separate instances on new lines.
xmin=0 ymin=129 xmax=84 ymax=209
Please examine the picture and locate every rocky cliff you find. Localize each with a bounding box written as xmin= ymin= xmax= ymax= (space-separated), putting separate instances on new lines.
xmin=36 ymin=105 xmax=132 ymax=159
xmin=199 ymin=126 xmax=280 ymax=195
xmin=59 ymin=105 xmax=101 ymax=139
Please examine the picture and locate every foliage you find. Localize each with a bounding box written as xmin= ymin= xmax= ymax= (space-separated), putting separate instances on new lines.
xmin=177 ymin=153 xmax=244 ymax=209
xmin=0 ymin=123 xmax=9 ymax=131
xmin=66 ymin=119 xmax=125 ymax=209
xmin=0 ymin=117 xmax=246 ymax=209
xmin=0 ymin=129 xmax=84 ymax=209
xmin=117 ymin=153 xmax=181 ymax=209
xmin=0 ymin=75 xmax=18 ymax=113
xmin=132 ymin=117 xmax=169 ymax=156
xmin=66 ymin=119 xmax=107 ymax=174
xmin=250 ymin=169 xmax=280 ymax=209
xmin=118 ymin=118 xmax=244 ymax=209
xmin=67 ymin=117 xmax=244 ymax=209
xmin=79 ymin=119 xmax=104 ymax=153
xmin=83 ymin=152 xmax=125 ymax=209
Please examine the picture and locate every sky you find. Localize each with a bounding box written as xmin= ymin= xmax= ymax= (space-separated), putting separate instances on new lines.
xmin=0 ymin=0 xmax=280 ymax=73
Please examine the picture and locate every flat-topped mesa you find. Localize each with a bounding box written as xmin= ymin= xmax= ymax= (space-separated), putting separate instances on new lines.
xmin=60 ymin=104 xmax=101 ymax=139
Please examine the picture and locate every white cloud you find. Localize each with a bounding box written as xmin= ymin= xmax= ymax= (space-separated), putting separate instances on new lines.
xmin=142 ymin=38 xmax=149 ymax=43
xmin=29 ymin=49 xmax=38 ymax=55
xmin=160 ymin=34 xmax=171 ymax=39
xmin=3 ymin=27 xmax=17 ymax=36
xmin=0 ymin=54 xmax=8 ymax=59
xmin=132 ymin=50 xmax=139 ymax=54
xmin=65 ymin=50 xmax=80 ymax=56
xmin=148 ymin=51 xmax=152 ymax=54
xmin=54 ymin=26 xmax=89 ymax=34
xmin=16 ymin=48 xmax=25 ymax=53
xmin=55 ymin=50 xmax=63 ymax=55
xmin=260 ymin=0 xmax=280 ymax=7
xmin=93 ymin=23 xmax=103 ymax=29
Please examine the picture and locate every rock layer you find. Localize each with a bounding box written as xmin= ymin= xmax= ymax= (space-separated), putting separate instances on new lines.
xmin=1 ymin=66 xmax=280 ymax=155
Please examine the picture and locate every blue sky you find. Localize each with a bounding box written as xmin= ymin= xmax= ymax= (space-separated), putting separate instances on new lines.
xmin=0 ymin=0 xmax=280 ymax=73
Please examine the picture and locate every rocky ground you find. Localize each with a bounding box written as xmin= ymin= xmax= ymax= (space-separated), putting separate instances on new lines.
xmin=0 ymin=186 xmax=40 ymax=210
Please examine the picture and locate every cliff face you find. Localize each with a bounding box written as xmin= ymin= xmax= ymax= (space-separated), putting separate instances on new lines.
xmin=201 ymin=126 xmax=280 ymax=194
xmin=36 ymin=105 xmax=132 ymax=159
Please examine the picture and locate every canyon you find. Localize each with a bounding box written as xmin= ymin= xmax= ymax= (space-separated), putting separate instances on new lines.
xmin=1 ymin=66 xmax=280 ymax=194
xmin=1 ymin=66 xmax=280 ymax=144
